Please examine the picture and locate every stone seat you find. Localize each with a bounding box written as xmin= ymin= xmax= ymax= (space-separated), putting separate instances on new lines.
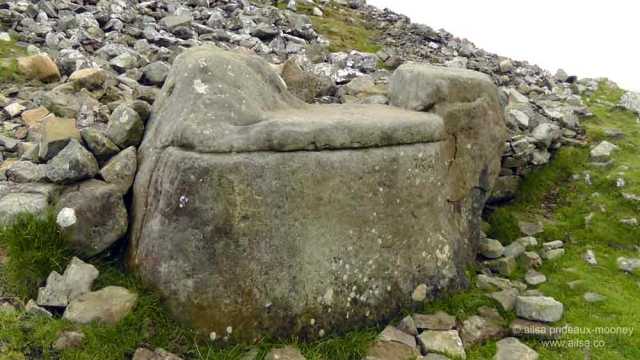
xmin=129 ymin=46 xmax=506 ymax=342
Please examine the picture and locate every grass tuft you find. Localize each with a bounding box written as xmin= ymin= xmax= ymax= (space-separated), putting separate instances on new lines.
xmin=0 ymin=212 xmax=72 ymax=299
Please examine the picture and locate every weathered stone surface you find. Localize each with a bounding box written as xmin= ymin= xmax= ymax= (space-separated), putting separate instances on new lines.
xmin=129 ymin=46 xmax=506 ymax=340
xmin=479 ymin=238 xmax=504 ymax=259
xmin=509 ymin=319 xmax=558 ymax=340
xmin=99 ymin=146 xmax=137 ymax=194
xmin=590 ymin=141 xmax=617 ymax=162
xmin=106 ymin=104 xmax=144 ymax=149
xmin=38 ymin=116 xmax=81 ymax=161
xmin=46 ymin=139 xmax=99 ymax=184
xmin=490 ymin=288 xmax=519 ymax=311
xmin=17 ymin=53 xmax=61 ymax=82
xmin=63 ymin=286 xmax=137 ymax=325
xmin=414 ymin=311 xmax=456 ymax=331
xmin=364 ymin=340 xmax=419 ymax=360
xmin=265 ymin=346 xmax=306 ymax=360
xmin=69 ymin=68 xmax=107 ymax=90
xmin=515 ymin=296 xmax=563 ymax=323
xmin=524 ymin=270 xmax=546 ymax=286
xmin=494 ymin=337 xmax=539 ymax=360
xmin=619 ymin=91 xmax=640 ymax=114
xmin=5 ymin=161 xmax=47 ymax=183
xmin=55 ymin=180 xmax=128 ymax=257
xmin=418 ymin=330 xmax=466 ymax=359
xmin=80 ymin=128 xmax=120 ymax=163
xmin=0 ymin=183 xmax=60 ymax=225
xmin=378 ymin=325 xmax=416 ymax=349
xmin=37 ymin=257 xmax=98 ymax=307
xmin=460 ymin=315 xmax=505 ymax=347
xmin=132 ymin=348 xmax=183 ymax=360
xmin=53 ymin=331 xmax=85 ymax=350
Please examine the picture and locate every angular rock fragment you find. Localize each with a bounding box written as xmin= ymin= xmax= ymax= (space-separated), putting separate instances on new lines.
xmin=46 ymin=139 xmax=99 ymax=184
xmin=515 ymin=296 xmax=564 ymax=323
xmin=63 ymin=286 xmax=137 ymax=325
xmin=37 ymin=257 xmax=99 ymax=307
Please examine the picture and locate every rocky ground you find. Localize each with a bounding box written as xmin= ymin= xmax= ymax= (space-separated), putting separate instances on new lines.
xmin=1 ymin=0 xmax=640 ymax=359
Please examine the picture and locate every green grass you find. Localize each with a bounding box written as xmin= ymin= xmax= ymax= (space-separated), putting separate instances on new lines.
xmin=0 ymin=39 xmax=25 ymax=83
xmin=470 ymin=81 xmax=640 ymax=359
xmin=277 ymin=2 xmax=382 ymax=53
xmin=0 ymin=212 xmax=72 ymax=299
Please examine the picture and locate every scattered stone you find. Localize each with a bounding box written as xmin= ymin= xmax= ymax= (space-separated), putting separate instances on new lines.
xmin=617 ymin=257 xmax=640 ymax=272
xmin=69 ymin=68 xmax=107 ymax=90
xmin=99 ymin=146 xmax=137 ymax=194
xmin=479 ymin=238 xmax=504 ymax=259
xmin=518 ymin=221 xmax=543 ymax=236
xmin=4 ymin=102 xmax=26 ymax=118
xmin=620 ymin=217 xmax=638 ymax=226
xmin=397 ymin=315 xmax=418 ymax=336
xmin=38 ymin=116 xmax=81 ymax=161
xmin=524 ymin=270 xmax=547 ymax=286
xmin=542 ymin=240 xmax=564 ymax=251
xmin=412 ymin=283 xmax=428 ymax=302
xmin=265 ymin=346 xmax=306 ymax=360
xmin=25 ymin=299 xmax=52 ymax=317
xmin=17 ymin=53 xmax=61 ymax=82
xmin=460 ymin=315 xmax=505 ymax=347
xmin=417 ymin=330 xmax=466 ymax=359
xmin=542 ymin=248 xmax=565 ymax=260
xmin=515 ymin=236 xmax=538 ymax=248
xmin=106 ymin=104 xmax=144 ymax=148
xmin=590 ymin=141 xmax=618 ymax=162
xmin=521 ymin=251 xmax=542 ymax=269
xmin=63 ymin=286 xmax=137 ymax=325
xmin=584 ymin=250 xmax=597 ymax=265
xmin=55 ymin=180 xmax=128 ymax=257
xmin=46 ymin=139 xmax=99 ymax=184
xmin=490 ymin=288 xmax=519 ymax=311
xmin=494 ymin=337 xmax=539 ymax=360
xmin=132 ymin=348 xmax=183 ymax=360
xmin=6 ymin=161 xmax=47 ymax=183
xmin=378 ymin=325 xmax=416 ymax=349
xmin=485 ymin=256 xmax=517 ymax=276
xmin=619 ymin=91 xmax=640 ymax=114
xmin=53 ymin=331 xmax=85 ymax=350
xmin=364 ymin=340 xmax=419 ymax=360
xmin=566 ymin=280 xmax=584 ymax=290
xmin=37 ymin=257 xmax=99 ymax=307
xmin=583 ymin=292 xmax=606 ymax=303
xmin=142 ymin=62 xmax=170 ymax=85
xmin=503 ymin=242 xmax=526 ymax=258
xmin=80 ymin=128 xmax=120 ymax=163
xmin=477 ymin=274 xmax=513 ymax=291
xmin=413 ymin=311 xmax=456 ymax=331
xmin=515 ymin=296 xmax=564 ymax=323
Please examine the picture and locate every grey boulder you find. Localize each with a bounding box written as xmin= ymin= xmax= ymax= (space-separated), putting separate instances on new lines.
xmin=63 ymin=286 xmax=137 ymax=325
xmin=36 ymin=257 xmax=98 ymax=307
xmin=106 ymin=104 xmax=144 ymax=148
xmin=515 ymin=296 xmax=563 ymax=323
xmin=99 ymin=146 xmax=137 ymax=194
xmin=55 ymin=180 xmax=128 ymax=257
xmin=46 ymin=139 xmax=99 ymax=184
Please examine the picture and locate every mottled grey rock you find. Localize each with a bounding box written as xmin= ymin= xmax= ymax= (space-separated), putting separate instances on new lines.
xmin=524 ymin=270 xmax=546 ymax=286
xmin=583 ymin=292 xmax=606 ymax=303
xmin=509 ymin=319 xmax=557 ymax=340
xmin=46 ymin=139 xmax=99 ymax=184
xmin=590 ymin=141 xmax=617 ymax=162
xmin=109 ymin=52 xmax=139 ymax=72
xmin=397 ymin=315 xmax=418 ymax=336
xmin=53 ymin=331 xmax=85 ymax=350
xmin=485 ymin=256 xmax=517 ymax=276
xmin=478 ymin=238 xmax=504 ymax=259
xmin=378 ymin=325 xmax=416 ymax=349
xmin=0 ymin=192 xmax=49 ymax=225
xmin=412 ymin=283 xmax=429 ymax=302
xmin=531 ymin=123 xmax=561 ymax=148
xmin=619 ymin=91 xmax=640 ymax=114
xmin=99 ymin=146 xmax=137 ymax=194
xmin=617 ymin=257 xmax=640 ymax=272
xmin=55 ymin=180 xmax=128 ymax=257
xmin=80 ymin=128 xmax=120 ymax=163
xmin=142 ymin=62 xmax=170 ymax=85
xmin=490 ymin=288 xmax=519 ymax=311
xmin=522 ymin=251 xmax=542 ymax=269
xmin=265 ymin=346 xmax=306 ymax=360
xmin=518 ymin=221 xmax=543 ymax=236
xmin=132 ymin=348 xmax=183 ymax=360
xmin=129 ymin=46 xmax=506 ymax=340
xmin=418 ymin=330 xmax=466 ymax=359
xmin=6 ymin=161 xmax=47 ymax=183
xmin=36 ymin=257 xmax=98 ymax=307
xmin=414 ymin=311 xmax=456 ymax=331
xmin=503 ymin=242 xmax=525 ymax=258
xmin=63 ymin=286 xmax=137 ymax=325
xmin=542 ymin=248 xmax=565 ymax=260
xmin=460 ymin=315 xmax=505 ymax=347
xmin=25 ymin=299 xmax=52 ymax=317
xmin=106 ymin=104 xmax=144 ymax=148
xmin=494 ymin=337 xmax=538 ymax=360
xmin=515 ymin=296 xmax=563 ymax=323
xmin=38 ymin=116 xmax=81 ymax=161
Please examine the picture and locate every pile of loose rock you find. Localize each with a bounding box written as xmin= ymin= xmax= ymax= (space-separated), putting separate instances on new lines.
xmin=0 ymin=0 xmax=622 ymax=215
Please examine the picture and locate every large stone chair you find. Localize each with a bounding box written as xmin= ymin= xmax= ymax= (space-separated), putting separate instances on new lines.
xmin=128 ymin=46 xmax=506 ymax=341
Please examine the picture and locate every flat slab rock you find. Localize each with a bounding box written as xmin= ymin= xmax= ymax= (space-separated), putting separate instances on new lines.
xmin=494 ymin=337 xmax=539 ymax=360
xmin=63 ymin=286 xmax=137 ymax=325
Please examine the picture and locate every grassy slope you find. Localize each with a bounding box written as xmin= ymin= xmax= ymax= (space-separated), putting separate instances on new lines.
xmin=0 ymin=39 xmax=24 ymax=83
xmin=468 ymin=82 xmax=640 ymax=359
